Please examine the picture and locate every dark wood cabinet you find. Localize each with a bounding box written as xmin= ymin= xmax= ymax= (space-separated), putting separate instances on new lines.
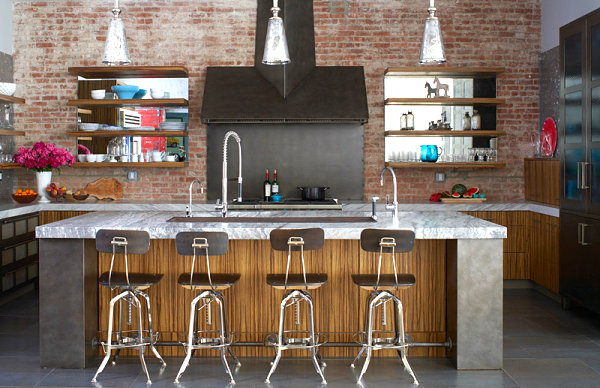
xmin=524 ymin=158 xmax=560 ymax=206
xmin=559 ymin=8 xmax=600 ymax=313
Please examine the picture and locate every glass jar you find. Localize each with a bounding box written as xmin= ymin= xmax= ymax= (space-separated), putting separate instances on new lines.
xmin=400 ymin=113 xmax=407 ymax=130
xmin=0 ymin=104 xmax=14 ymax=129
xmin=462 ymin=112 xmax=471 ymax=130
xmin=406 ymin=111 xmax=414 ymax=130
xmin=471 ymin=110 xmax=481 ymax=130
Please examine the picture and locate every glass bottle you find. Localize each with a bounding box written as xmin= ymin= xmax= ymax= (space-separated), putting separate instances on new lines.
xmin=271 ymin=169 xmax=279 ymax=196
xmin=462 ymin=112 xmax=471 ymax=130
xmin=263 ymin=169 xmax=271 ymax=202
xmin=400 ymin=113 xmax=407 ymax=130
xmin=471 ymin=110 xmax=481 ymax=130
xmin=406 ymin=111 xmax=414 ymax=130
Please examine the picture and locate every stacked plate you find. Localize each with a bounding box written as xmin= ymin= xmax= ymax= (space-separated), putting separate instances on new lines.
xmin=78 ymin=123 xmax=101 ymax=131
xmin=158 ymin=122 xmax=187 ymax=131
xmin=126 ymin=126 xmax=156 ymax=131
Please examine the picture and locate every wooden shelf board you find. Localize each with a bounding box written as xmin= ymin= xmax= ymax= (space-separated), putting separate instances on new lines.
xmin=385 ymin=130 xmax=506 ymax=137
xmin=72 ymin=162 xmax=188 ymax=168
xmin=385 ymin=98 xmax=505 ymax=106
xmin=68 ymin=130 xmax=188 ymax=137
xmin=386 ymin=162 xmax=506 ymax=169
xmin=385 ymin=66 xmax=505 ymax=77
xmin=77 ymin=108 xmax=92 ymax=115
xmin=0 ymin=163 xmax=22 ymax=169
xmin=0 ymin=94 xmax=25 ymax=104
xmin=0 ymin=129 xmax=25 ymax=136
xmin=68 ymin=66 xmax=189 ymax=79
xmin=67 ymin=98 xmax=188 ymax=107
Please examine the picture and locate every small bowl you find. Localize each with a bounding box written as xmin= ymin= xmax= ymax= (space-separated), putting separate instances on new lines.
xmin=85 ymin=154 xmax=97 ymax=162
xmin=12 ymin=193 xmax=38 ymax=204
xmin=77 ymin=154 xmax=87 ymax=162
xmin=165 ymin=155 xmax=177 ymax=162
xmin=0 ymin=82 xmax=17 ymax=96
xmin=95 ymin=154 xmax=107 ymax=162
xmin=111 ymin=85 xmax=139 ymax=99
xmin=47 ymin=190 xmax=65 ymax=200
xmin=150 ymin=88 xmax=163 ymax=99
xmin=72 ymin=192 xmax=89 ymax=201
xmin=132 ymin=89 xmax=147 ymax=99
xmin=91 ymin=90 xmax=106 ymax=99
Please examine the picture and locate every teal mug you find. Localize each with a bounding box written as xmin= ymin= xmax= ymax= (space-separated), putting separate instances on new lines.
xmin=420 ymin=145 xmax=443 ymax=162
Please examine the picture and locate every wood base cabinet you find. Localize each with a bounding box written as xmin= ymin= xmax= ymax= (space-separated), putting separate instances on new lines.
xmin=559 ymin=212 xmax=600 ymax=313
xmin=530 ymin=213 xmax=560 ymax=293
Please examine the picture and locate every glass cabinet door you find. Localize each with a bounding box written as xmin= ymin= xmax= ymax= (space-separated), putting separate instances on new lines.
xmin=564 ymin=32 xmax=583 ymax=89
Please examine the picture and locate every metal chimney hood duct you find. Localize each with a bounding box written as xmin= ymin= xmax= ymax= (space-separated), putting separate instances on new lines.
xmin=201 ymin=0 xmax=369 ymax=124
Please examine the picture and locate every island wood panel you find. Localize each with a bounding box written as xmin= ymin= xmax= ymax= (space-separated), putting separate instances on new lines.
xmin=97 ymin=239 xmax=447 ymax=358
xmin=40 ymin=211 xmax=91 ymax=225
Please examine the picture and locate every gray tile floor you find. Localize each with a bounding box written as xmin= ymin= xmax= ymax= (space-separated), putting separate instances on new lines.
xmin=1 ymin=288 xmax=600 ymax=387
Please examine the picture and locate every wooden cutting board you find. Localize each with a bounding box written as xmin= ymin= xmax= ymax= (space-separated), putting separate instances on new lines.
xmin=84 ymin=178 xmax=123 ymax=200
xmin=440 ymin=197 xmax=486 ymax=203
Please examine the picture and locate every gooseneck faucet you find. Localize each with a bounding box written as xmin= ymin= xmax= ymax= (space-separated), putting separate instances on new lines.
xmin=216 ymin=131 xmax=243 ymax=217
xmin=380 ymin=166 xmax=399 ymax=220
xmin=186 ymin=179 xmax=204 ymax=217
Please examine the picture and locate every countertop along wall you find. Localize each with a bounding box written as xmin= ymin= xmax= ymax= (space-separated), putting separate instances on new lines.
xmin=11 ymin=0 xmax=541 ymax=202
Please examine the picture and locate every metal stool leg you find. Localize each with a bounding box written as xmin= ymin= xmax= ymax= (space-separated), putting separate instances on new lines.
xmin=138 ymin=290 xmax=166 ymax=367
xmin=215 ymin=294 xmax=236 ymax=384
xmin=265 ymin=292 xmax=288 ymax=383
xmin=351 ymin=292 xmax=376 ymax=369
xmin=305 ymin=292 xmax=327 ymax=384
xmin=110 ymin=298 xmax=124 ymax=365
xmin=174 ymin=292 xmax=205 ymax=383
xmin=357 ymin=292 xmax=379 ymax=382
xmin=132 ymin=293 xmax=151 ymax=385
xmin=393 ymin=296 xmax=418 ymax=385
xmin=350 ymin=346 xmax=365 ymax=368
xmin=92 ymin=290 xmax=129 ymax=383
xmin=227 ymin=347 xmax=241 ymax=367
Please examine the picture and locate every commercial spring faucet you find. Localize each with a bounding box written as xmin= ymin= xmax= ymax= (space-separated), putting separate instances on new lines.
xmin=216 ymin=131 xmax=243 ymax=217
xmin=380 ymin=166 xmax=399 ymax=220
xmin=185 ymin=179 xmax=204 ymax=217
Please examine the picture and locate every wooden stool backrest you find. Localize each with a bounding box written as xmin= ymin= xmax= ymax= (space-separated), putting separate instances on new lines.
xmin=270 ymin=228 xmax=324 ymax=252
xmin=360 ymin=229 xmax=415 ymax=253
xmin=96 ymin=230 xmax=150 ymax=254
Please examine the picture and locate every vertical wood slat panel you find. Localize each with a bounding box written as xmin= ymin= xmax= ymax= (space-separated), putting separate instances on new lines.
xmin=524 ymin=158 xmax=560 ymax=206
xmin=97 ymin=239 xmax=447 ymax=358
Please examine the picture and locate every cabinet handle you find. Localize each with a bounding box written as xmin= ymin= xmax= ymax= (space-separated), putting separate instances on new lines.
xmin=581 ymin=162 xmax=590 ymax=190
xmin=578 ymin=223 xmax=591 ymax=246
xmin=577 ymin=162 xmax=583 ymax=189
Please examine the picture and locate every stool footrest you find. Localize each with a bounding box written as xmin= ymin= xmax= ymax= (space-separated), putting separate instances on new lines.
xmin=264 ymin=331 xmax=328 ymax=350
xmin=180 ymin=331 xmax=235 ymax=350
xmin=353 ymin=331 xmax=412 ymax=349
xmin=99 ymin=330 xmax=159 ymax=352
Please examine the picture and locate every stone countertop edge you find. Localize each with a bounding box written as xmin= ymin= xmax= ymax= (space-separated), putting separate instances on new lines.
xmin=35 ymin=210 xmax=507 ymax=240
xmin=0 ymin=200 xmax=559 ymax=220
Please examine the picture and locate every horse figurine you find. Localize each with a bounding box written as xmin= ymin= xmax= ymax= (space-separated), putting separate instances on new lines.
xmin=433 ymin=76 xmax=449 ymax=98
xmin=425 ymin=81 xmax=437 ymax=98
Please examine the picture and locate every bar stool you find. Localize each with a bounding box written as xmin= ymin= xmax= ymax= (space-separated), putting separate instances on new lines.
xmin=265 ymin=228 xmax=327 ymax=384
xmin=350 ymin=229 xmax=419 ymax=385
xmin=174 ymin=232 xmax=241 ymax=384
xmin=92 ymin=230 xmax=166 ymax=385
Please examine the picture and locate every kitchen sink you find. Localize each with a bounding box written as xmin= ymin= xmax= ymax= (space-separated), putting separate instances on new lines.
xmin=167 ymin=216 xmax=376 ymax=223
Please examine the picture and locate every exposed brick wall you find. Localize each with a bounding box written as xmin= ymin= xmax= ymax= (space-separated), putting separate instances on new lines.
xmin=12 ymin=0 xmax=540 ymax=202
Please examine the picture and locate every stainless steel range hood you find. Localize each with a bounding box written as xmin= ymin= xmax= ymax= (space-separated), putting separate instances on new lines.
xmin=201 ymin=0 xmax=369 ymax=124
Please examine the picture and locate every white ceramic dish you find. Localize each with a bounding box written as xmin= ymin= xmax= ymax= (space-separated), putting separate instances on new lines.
xmin=0 ymin=83 xmax=16 ymax=96
xmin=165 ymin=155 xmax=177 ymax=162
xmin=85 ymin=154 xmax=97 ymax=163
xmin=78 ymin=123 xmax=101 ymax=131
xmin=77 ymin=155 xmax=87 ymax=162
xmin=91 ymin=90 xmax=106 ymax=100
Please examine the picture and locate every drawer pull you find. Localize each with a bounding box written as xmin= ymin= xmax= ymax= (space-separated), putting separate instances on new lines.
xmin=577 ymin=223 xmax=591 ymax=246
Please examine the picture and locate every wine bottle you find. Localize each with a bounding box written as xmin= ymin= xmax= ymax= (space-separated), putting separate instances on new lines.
xmin=263 ymin=169 xmax=271 ymax=202
xmin=271 ymin=169 xmax=279 ymax=196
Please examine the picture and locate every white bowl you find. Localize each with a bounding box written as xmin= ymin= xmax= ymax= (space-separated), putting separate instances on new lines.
xmin=78 ymin=123 xmax=101 ymax=131
xmin=150 ymin=88 xmax=163 ymax=99
xmin=85 ymin=154 xmax=97 ymax=163
xmin=77 ymin=155 xmax=86 ymax=162
xmin=91 ymin=90 xmax=106 ymax=100
xmin=95 ymin=154 xmax=107 ymax=162
xmin=0 ymin=82 xmax=16 ymax=96
xmin=165 ymin=155 xmax=177 ymax=162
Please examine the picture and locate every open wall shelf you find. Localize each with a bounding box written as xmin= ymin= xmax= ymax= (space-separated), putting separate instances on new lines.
xmin=385 ymin=162 xmax=506 ymax=169
xmin=385 ymin=130 xmax=506 ymax=137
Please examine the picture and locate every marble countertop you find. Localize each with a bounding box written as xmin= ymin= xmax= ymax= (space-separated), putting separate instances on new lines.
xmin=1 ymin=199 xmax=559 ymax=220
xmin=35 ymin=210 xmax=507 ymax=240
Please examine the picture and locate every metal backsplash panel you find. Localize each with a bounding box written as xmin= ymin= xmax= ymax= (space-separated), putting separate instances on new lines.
xmin=207 ymin=123 xmax=364 ymax=201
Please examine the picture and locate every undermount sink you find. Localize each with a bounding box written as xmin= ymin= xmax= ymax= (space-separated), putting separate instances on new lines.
xmin=167 ymin=216 xmax=376 ymax=223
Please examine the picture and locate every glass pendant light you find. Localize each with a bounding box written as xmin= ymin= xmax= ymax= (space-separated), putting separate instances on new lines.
xmin=102 ymin=0 xmax=131 ymax=65
xmin=262 ymin=0 xmax=290 ymax=65
xmin=419 ymin=0 xmax=446 ymax=64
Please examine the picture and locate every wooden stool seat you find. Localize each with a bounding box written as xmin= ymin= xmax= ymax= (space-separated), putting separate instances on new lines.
xmin=351 ymin=274 xmax=415 ymax=290
xmin=99 ymin=272 xmax=163 ymax=290
xmin=177 ymin=273 xmax=240 ymax=290
xmin=267 ymin=273 xmax=327 ymax=289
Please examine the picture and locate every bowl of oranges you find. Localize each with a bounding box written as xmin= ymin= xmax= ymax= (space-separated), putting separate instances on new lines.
xmin=12 ymin=189 xmax=38 ymax=204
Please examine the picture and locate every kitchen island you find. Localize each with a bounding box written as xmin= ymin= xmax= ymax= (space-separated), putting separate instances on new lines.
xmin=36 ymin=210 xmax=506 ymax=371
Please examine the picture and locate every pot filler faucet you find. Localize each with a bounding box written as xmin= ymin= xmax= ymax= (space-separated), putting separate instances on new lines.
xmin=380 ymin=166 xmax=399 ymax=220
xmin=185 ymin=179 xmax=204 ymax=218
xmin=216 ymin=131 xmax=243 ymax=217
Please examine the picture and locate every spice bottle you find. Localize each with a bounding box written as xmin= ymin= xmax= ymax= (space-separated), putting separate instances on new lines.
xmin=400 ymin=113 xmax=407 ymax=130
xmin=462 ymin=112 xmax=471 ymax=131
xmin=471 ymin=110 xmax=481 ymax=130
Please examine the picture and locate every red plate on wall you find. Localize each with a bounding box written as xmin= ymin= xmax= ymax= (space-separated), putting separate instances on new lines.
xmin=541 ymin=117 xmax=557 ymax=157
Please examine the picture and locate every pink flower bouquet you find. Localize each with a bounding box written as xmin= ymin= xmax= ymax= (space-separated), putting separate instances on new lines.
xmin=13 ymin=142 xmax=76 ymax=172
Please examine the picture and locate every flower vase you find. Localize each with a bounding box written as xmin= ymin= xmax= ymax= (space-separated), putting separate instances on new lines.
xmin=36 ymin=171 xmax=52 ymax=203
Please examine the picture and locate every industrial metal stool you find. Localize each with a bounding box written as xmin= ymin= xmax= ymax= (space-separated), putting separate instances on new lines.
xmin=350 ymin=229 xmax=419 ymax=385
xmin=92 ymin=230 xmax=166 ymax=385
xmin=174 ymin=232 xmax=241 ymax=384
xmin=264 ymin=228 xmax=328 ymax=384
